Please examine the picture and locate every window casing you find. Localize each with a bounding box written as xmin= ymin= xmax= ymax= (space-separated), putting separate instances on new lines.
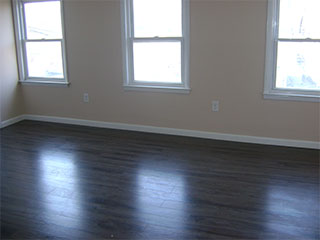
xmin=264 ymin=0 xmax=320 ymax=102
xmin=121 ymin=0 xmax=190 ymax=93
xmin=13 ymin=0 xmax=68 ymax=85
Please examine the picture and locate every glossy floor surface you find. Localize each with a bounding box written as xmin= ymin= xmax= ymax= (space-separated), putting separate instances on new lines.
xmin=1 ymin=120 xmax=319 ymax=239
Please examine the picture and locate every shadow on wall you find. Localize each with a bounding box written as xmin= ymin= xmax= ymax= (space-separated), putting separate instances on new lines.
xmin=0 ymin=0 xmax=24 ymax=122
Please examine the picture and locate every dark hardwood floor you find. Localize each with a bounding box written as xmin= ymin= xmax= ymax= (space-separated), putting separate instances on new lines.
xmin=0 ymin=120 xmax=319 ymax=239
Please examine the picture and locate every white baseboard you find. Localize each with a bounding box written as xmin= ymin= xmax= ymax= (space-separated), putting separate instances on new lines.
xmin=0 ymin=115 xmax=25 ymax=129
xmin=1 ymin=114 xmax=319 ymax=149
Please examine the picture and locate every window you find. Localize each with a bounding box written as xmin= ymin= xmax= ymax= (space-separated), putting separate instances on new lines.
xmin=264 ymin=0 xmax=320 ymax=101
xmin=13 ymin=0 xmax=68 ymax=84
xmin=121 ymin=0 xmax=190 ymax=93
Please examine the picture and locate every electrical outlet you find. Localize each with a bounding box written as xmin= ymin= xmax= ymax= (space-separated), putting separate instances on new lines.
xmin=212 ymin=100 xmax=219 ymax=112
xmin=83 ymin=93 xmax=89 ymax=103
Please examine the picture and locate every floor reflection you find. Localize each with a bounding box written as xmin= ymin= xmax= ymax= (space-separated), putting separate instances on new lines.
xmin=136 ymin=167 xmax=188 ymax=238
xmin=265 ymin=184 xmax=318 ymax=238
xmin=39 ymin=150 xmax=83 ymax=232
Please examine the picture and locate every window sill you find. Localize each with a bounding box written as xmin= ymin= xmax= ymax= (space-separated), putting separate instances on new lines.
xmin=264 ymin=92 xmax=320 ymax=102
xmin=124 ymin=85 xmax=191 ymax=94
xmin=19 ymin=80 xmax=70 ymax=87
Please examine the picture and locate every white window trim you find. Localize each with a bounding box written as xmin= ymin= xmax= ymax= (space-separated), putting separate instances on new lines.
xmin=12 ymin=0 xmax=69 ymax=85
xmin=264 ymin=0 xmax=320 ymax=102
xmin=121 ymin=0 xmax=190 ymax=94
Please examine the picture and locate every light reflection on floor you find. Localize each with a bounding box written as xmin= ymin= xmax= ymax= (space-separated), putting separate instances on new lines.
xmin=136 ymin=167 xmax=187 ymax=237
xmin=265 ymin=184 xmax=318 ymax=238
xmin=39 ymin=150 xmax=83 ymax=232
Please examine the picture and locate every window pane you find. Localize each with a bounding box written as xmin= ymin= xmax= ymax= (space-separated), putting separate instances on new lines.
xmin=279 ymin=0 xmax=320 ymax=39
xmin=26 ymin=41 xmax=64 ymax=79
xmin=276 ymin=42 xmax=320 ymax=90
xmin=133 ymin=0 xmax=182 ymax=38
xmin=133 ymin=42 xmax=181 ymax=83
xmin=24 ymin=1 xmax=62 ymax=39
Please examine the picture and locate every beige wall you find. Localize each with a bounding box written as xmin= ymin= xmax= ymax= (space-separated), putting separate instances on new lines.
xmin=14 ymin=0 xmax=320 ymax=141
xmin=0 ymin=0 xmax=23 ymax=122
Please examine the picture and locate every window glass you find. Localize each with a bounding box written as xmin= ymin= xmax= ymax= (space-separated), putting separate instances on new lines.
xmin=278 ymin=0 xmax=320 ymax=39
xmin=133 ymin=0 xmax=182 ymax=38
xmin=26 ymin=41 xmax=64 ymax=78
xmin=24 ymin=1 xmax=63 ymax=39
xmin=133 ymin=42 xmax=181 ymax=83
xmin=276 ymin=42 xmax=320 ymax=90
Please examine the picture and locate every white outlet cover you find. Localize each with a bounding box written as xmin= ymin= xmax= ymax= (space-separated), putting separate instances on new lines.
xmin=212 ymin=101 xmax=219 ymax=112
xmin=83 ymin=93 xmax=89 ymax=103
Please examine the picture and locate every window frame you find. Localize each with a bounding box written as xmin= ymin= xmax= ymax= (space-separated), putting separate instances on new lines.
xmin=264 ymin=0 xmax=320 ymax=102
xmin=12 ymin=0 xmax=69 ymax=85
xmin=121 ymin=0 xmax=190 ymax=93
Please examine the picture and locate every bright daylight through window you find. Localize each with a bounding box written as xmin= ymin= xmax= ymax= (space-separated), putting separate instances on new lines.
xmin=122 ymin=0 xmax=190 ymax=92
xmin=13 ymin=0 xmax=68 ymax=84
xmin=264 ymin=0 xmax=320 ymax=101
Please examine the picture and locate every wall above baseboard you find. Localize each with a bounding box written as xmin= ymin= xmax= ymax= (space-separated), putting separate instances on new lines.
xmin=1 ymin=114 xmax=319 ymax=150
